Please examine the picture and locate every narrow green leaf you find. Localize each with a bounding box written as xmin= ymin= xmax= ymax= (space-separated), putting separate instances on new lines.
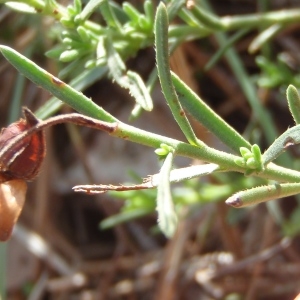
xmin=190 ymin=4 xmax=224 ymax=30
xmin=106 ymin=37 xmax=126 ymax=75
xmin=169 ymin=25 xmax=210 ymax=42
xmin=144 ymin=0 xmax=154 ymax=24
xmin=77 ymin=26 xmax=91 ymax=42
xmin=156 ymin=150 xmax=178 ymax=238
xmin=5 ymin=2 xmax=36 ymax=13
xmin=106 ymin=38 xmax=153 ymax=111
xmin=74 ymin=0 xmax=82 ymax=14
xmin=127 ymin=71 xmax=153 ymax=111
xmin=77 ymin=0 xmax=104 ymax=23
xmin=9 ymin=70 xmax=25 ymax=122
xmin=249 ymin=24 xmax=282 ymax=54
xmin=226 ymin=182 xmax=300 ymax=208
xmin=0 ymin=45 xmax=115 ymax=122
xmin=155 ymin=3 xmax=202 ymax=146
xmin=251 ymin=144 xmax=263 ymax=170
xmin=166 ymin=0 xmax=185 ymax=21
xmin=287 ymin=84 xmax=300 ymax=124
xmin=35 ymin=66 xmax=108 ymax=119
xmin=170 ymin=0 xmax=205 ymax=29
xmin=100 ymin=208 xmax=152 ymax=229
xmin=204 ymin=28 xmax=249 ymax=71
xmin=262 ymin=124 xmax=300 ymax=166
xmin=171 ymin=72 xmax=251 ymax=152
xmin=99 ymin=0 xmax=122 ymax=30
xmin=122 ymin=2 xmax=141 ymax=22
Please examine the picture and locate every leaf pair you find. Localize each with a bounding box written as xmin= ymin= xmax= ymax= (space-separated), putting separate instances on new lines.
xmin=235 ymin=145 xmax=263 ymax=174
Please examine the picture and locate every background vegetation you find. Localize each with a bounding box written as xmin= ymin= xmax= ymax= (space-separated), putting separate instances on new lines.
xmin=1 ymin=0 xmax=300 ymax=299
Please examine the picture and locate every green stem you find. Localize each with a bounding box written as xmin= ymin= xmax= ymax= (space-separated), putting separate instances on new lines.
xmin=78 ymin=0 xmax=104 ymax=22
xmin=190 ymin=4 xmax=224 ymax=30
xmin=2 ymin=45 xmax=300 ymax=184
xmin=204 ymin=28 xmax=250 ymax=71
xmin=112 ymin=122 xmax=300 ymax=183
xmin=165 ymin=0 xmax=300 ymax=35
xmin=220 ymin=9 xmax=300 ymax=30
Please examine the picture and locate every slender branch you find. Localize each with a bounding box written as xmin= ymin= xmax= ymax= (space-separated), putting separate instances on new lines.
xmin=221 ymin=9 xmax=300 ymax=30
xmin=2 ymin=47 xmax=300 ymax=184
xmin=73 ymin=163 xmax=221 ymax=194
xmin=3 ymin=108 xmax=300 ymax=185
xmin=0 ymin=108 xmax=117 ymax=164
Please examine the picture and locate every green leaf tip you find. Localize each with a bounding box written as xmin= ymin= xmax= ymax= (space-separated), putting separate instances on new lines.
xmin=0 ymin=45 xmax=11 ymax=55
xmin=287 ymin=84 xmax=300 ymax=124
xmin=226 ymin=182 xmax=300 ymax=208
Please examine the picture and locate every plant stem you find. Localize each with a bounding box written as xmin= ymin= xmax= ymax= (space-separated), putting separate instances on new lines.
xmin=113 ymin=122 xmax=300 ymax=183
xmin=221 ymin=9 xmax=300 ymax=30
xmin=2 ymin=46 xmax=300 ymax=184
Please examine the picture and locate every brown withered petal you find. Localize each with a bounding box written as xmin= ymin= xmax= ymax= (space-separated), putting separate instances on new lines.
xmin=0 ymin=109 xmax=46 ymax=183
xmin=0 ymin=179 xmax=27 ymax=241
